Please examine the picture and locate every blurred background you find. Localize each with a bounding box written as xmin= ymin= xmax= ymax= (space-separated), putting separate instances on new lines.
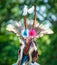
xmin=0 ymin=0 xmax=57 ymax=65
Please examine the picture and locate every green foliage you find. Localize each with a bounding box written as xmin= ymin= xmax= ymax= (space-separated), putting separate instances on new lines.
xmin=0 ymin=0 xmax=57 ymax=65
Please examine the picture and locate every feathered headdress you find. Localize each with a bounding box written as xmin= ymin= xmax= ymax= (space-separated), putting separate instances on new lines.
xmin=6 ymin=5 xmax=53 ymax=39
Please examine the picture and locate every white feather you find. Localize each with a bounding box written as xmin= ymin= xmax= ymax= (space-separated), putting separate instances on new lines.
xmin=28 ymin=6 xmax=34 ymax=14
xmin=6 ymin=24 xmax=16 ymax=33
xmin=42 ymin=29 xmax=53 ymax=34
xmin=23 ymin=5 xmax=34 ymax=15
xmin=23 ymin=5 xmax=28 ymax=16
xmin=8 ymin=20 xmax=19 ymax=27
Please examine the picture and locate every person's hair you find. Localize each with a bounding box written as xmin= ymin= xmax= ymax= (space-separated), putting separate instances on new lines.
xmin=32 ymin=50 xmax=38 ymax=58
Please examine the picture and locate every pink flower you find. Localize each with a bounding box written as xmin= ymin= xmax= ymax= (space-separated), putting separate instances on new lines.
xmin=29 ymin=29 xmax=36 ymax=38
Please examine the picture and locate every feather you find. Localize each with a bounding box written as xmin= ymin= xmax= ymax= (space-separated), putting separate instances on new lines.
xmin=24 ymin=19 xmax=53 ymax=38
xmin=6 ymin=19 xmax=53 ymax=38
xmin=6 ymin=20 xmax=23 ymax=36
xmin=23 ymin=5 xmax=34 ymax=15
xmin=28 ymin=6 xmax=34 ymax=14
xmin=35 ymin=23 xmax=53 ymax=38
xmin=23 ymin=5 xmax=28 ymax=16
